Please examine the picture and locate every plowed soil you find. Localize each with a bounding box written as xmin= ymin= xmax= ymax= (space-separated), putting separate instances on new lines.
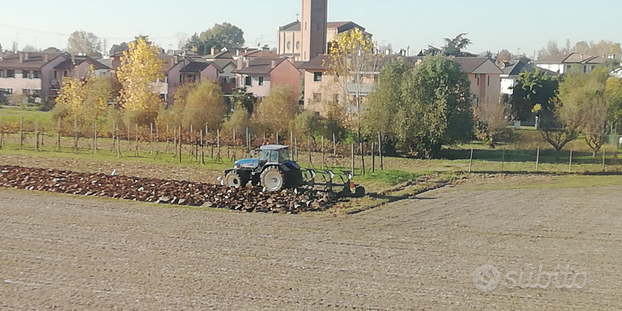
xmin=1 ymin=181 xmax=622 ymax=310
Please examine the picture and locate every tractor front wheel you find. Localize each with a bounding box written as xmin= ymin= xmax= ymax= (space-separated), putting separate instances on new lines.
xmin=225 ymin=171 xmax=249 ymax=188
xmin=261 ymin=167 xmax=285 ymax=192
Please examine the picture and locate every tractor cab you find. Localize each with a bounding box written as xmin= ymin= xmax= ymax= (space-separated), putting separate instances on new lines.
xmin=259 ymin=144 xmax=290 ymax=165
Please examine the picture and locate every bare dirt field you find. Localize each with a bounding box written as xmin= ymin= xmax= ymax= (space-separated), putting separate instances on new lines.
xmin=1 ymin=179 xmax=622 ymax=310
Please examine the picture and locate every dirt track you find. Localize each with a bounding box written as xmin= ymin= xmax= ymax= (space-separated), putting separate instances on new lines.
xmin=1 ymin=182 xmax=622 ymax=310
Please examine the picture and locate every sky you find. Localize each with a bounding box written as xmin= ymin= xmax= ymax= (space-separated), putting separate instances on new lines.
xmin=0 ymin=0 xmax=620 ymax=58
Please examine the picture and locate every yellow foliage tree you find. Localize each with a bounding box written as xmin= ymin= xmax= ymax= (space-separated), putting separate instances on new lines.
xmin=254 ymin=85 xmax=299 ymax=134
xmin=182 ymin=81 xmax=226 ymax=130
xmin=116 ymin=37 xmax=164 ymax=126
xmin=55 ymin=66 xmax=113 ymax=129
xmin=327 ymin=28 xmax=383 ymax=136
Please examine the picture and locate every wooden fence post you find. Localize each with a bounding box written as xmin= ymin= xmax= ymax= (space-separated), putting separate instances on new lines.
xmin=34 ymin=120 xmax=39 ymax=152
xmin=603 ymin=150 xmax=607 ymax=172
xmin=351 ymin=143 xmax=355 ymax=176
xmin=20 ymin=117 xmax=24 ymax=150
xmin=333 ymin=133 xmax=336 ymax=157
xmin=372 ymin=142 xmax=375 ymax=173
xmin=378 ymin=132 xmax=384 ymax=170
xmin=321 ymin=136 xmax=325 ymax=169
xmin=200 ymin=130 xmax=205 ymax=165
xmin=360 ymin=142 xmax=365 ymax=176
xmin=73 ymin=118 xmax=77 ymax=152
xmin=569 ymin=149 xmax=573 ymax=173
xmin=0 ymin=118 xmax=4 ymax=149
xmin=135 ymin=123 xmax=139 ymax=156
xmin=149 ymin=123 xmax=153 ymax=155
xmin=92 ymin=121 xmax=97 ymax=154
xmin=179 ymin=125 xmax=182 ymax=163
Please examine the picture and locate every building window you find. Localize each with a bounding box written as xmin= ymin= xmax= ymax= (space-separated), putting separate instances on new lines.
xmin=33 ymin=70 xmax=40 ymax=79
xmin=0 ymin=88 xmax=13 ymax=94
xmin=245 ymin=76 xmax=252 ymax=86
xmin=296 ymin=41 xmax=300 ymax=50
xmin=476 ymin=75 xmax=480 ymax=86
xmin=180 ymin=75 xmax=183 ymax=84
xmin=583 ymin=65 xmax=587 ymax=73
xmin=63 ymin=70 xmax=68 ymax=77
xmin=54 ymin=71 xmax=58 ymax=79
xmin=287 ymin=41 xmax=292 ymax=51
xmin=22 ymin=70 xmax=29 ymax=79
xmin=7 ymin=70 xmax=15 ymax=78
xmin=314 ymin=72 xmax=323 ymax=82
xmin=313 ymin=93 xmax=322 ymax=102
xmin=258 ymin=76 xmax=264 ymax=86
xmin=0 ymin=69 xmax=4 ymax=78
xmin=487 ymin=75 xmax=490 ymax=86
xmin=33 ymin=89 xmax=41 ymax=97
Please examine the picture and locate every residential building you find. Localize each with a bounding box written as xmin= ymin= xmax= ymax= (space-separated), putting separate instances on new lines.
xmin=453 ymin=57 xmax=503 ymax=104
xmin=299 ymin=55 xmax=503 ymax=116
xmin=234 ymin=57 xmax=301 ymax=98
xmin=0 ymin=52 xmax=66 ymax=104
xmin=298 ymin=55 xmax=381 ymax=115
xmin=499 ymin=60 xmax=558 ymax=95
xmin=535 ymin=53 xmax=612 ymax=74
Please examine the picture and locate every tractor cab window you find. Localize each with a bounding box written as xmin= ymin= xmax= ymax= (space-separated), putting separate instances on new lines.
xmin=279 ymin=149 xmax=290 ymax=162
xmin=259 ymin=150 xmax=270 ymax=162
xmin=270 ymin=151 xmax=279 ymax=162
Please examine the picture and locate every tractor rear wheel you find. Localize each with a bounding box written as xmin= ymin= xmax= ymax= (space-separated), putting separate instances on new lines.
xmin=225 ymin=171 xmax=249 ymax=188
xmin=261 ymin=167 xmax=285 ymax=192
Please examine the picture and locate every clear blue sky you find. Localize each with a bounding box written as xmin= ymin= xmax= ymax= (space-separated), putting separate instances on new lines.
xmin=1 ymin=0 xmax=620 ymax=58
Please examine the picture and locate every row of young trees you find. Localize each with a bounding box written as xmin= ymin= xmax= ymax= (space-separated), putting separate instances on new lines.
xmin=511 ymin=67 xmax=622 ymax=156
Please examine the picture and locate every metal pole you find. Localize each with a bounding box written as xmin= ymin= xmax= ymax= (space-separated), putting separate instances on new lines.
xmin=569 ymin=149 xmax=573 ymax=173
xmin=501 ymin=148 xmax=505 ymax=172
xmin=468 ymin=148 xmax=474 ymax=173
xmin=535 ymin=147 xmax=540 ymax=173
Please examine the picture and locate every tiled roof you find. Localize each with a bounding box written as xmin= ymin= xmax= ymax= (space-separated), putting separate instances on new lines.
xmin=235 ymin=58 xmax=288 ymax=75
xmin=298 ymin=55 xmax=331 ymax=71
xmin=54 ymin=56 xmax=109 ymax=70
xmin=180 ymin=61 xmax=211 ymax=73
xmin=453 ymin=57 xmax=488 ymax=73
xmin=536 ymin=53 xmax=604 ymax=65
xmin=279 ymin=21 xmax=301 ymax=32
xmin=241 ymin=50 xmax=281 ymax=58
xmin=0 ymin=52 xmax=63 ymax=69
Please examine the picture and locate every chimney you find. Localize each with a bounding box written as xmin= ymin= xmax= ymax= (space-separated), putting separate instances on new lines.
xmin=211 ymin=47 xmax=215 ymax=56
xmin=245 ymin=59 xmax=250 ymax=68
xmin=44 ymin=54 xmax=49 ymax=63
xmin=236 ymin=49 xmax=240 ymax=56
xmin=237 ymin=57 xmax=244 ymax=69
xmin=24 ymin=53 xmax=29 ymax=61
xmin=19 ymin=53 xmax=24 ymax=63
xmin=71 ymin=54 xmax=75 ymax=65
xmin=271 ymin=60 xmax=276 ymax=69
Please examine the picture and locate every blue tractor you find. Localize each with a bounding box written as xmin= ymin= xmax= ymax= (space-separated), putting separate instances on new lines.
xmin=224 ymin=144 xmax=304 ymax=192
xmin=223 ymin=144 xmax=365 ymax=197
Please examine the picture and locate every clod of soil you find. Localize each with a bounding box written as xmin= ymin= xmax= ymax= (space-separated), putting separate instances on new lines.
xmin=0 ymin=165 xmax=337 ymax=213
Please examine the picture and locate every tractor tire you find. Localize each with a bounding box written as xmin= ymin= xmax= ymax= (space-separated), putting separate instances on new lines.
xmin=354 ymin=186 xmax=366 ymax=198
xmin=261 ymin=166 xmax=285 ymax=192
xmin=225 ymin=171 xmax=249 ymax=188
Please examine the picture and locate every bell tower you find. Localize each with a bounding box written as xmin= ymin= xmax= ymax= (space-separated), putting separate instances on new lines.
xmin=301 ymin=0 xmax=327 ymax=61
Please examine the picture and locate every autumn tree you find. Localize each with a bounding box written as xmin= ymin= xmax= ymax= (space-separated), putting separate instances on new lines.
xmin=116 ymin=37 xmax=164 ymax=126
xmin=327 ymin=27 xmax=383 ymax=137
xmin=42 ymin=47 xmax=61 ymax=53
xmin=22 ymin=45 xmax=37 ymax=52
xmin=254 ymin=85 xmax=299 ymax=134
xmin=606 ymin=77 xmax=622 ymax=132
xmin=557 ymin=67 xmax=621 ymax=156
xmin=55 ymin=68 xmax=113 ymax=130
xmin=474 ymin=99 xmax=509 ymax=148
xmin=67 ymin=30 xmax=102 ymax=57
xmin=186 ymin=23 xmax=245 ymax=55
xmin=183 ymin=81 xmax=227 ymax=130
xmin=420 ymin=33 xmax=473 ymax=57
